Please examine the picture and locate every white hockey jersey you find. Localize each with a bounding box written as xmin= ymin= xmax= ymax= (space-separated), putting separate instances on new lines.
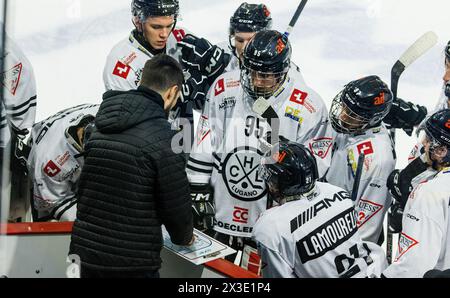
xmin=217 ymin=41 xmax=240 ymax=73
xmin=326 ymin=126 xmax=396 ymax=243
xmin=252 ymin=182 xmax=387 ymax=278
xmin=1 ymin=36 xmax=37 ymax=147
xmin=103 ymin=28 xmax=189 ymax=91
xmin=383 ymin=168 xmax=450 ymax=278
xmin=103 ymin=29 xmax=193 ymax=129
xmin=187 ymin=66 xmax=333 ymax=238
xmin=27 ymin=104 xmax=99 ymax=221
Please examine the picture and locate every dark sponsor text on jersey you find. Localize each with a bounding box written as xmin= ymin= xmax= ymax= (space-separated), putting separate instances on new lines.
xmin=297 ymin=207 xmax=357 ymax=263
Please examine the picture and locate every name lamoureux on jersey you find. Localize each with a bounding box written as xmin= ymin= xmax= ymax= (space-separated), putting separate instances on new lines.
xmin=253 ymin=182 xmax=387 ymax=278
xmin=1 ymin=36 xmax=37 ymax=147
xmin=383 ymin=169 xmax=450 ymax=278
xmin=27 ymin=104 xmax=99 ymax=221
xmin=187 ymin=66 xmax=333 ymax=238
xmin=103 ymin=28 xmax=189 ymax=91
xmin=325 ymin=127 xmax=396 ymax=243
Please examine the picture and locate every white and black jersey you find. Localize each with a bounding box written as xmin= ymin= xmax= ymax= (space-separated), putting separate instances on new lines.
xmin=27 ymin=104 xmax=99 ymax=221
xmin=252 ymin=182 xmax=387 ymax=278
xmin=103 ymin=28 xmax=195 ymax=129
xmin=325 ymin=126 xmax=396 ymax=243
xmin=187 ymin=65 xmax=333 ymax=238
xmin=217 ymin=41 xmax=240 ymax=73
xmin=1 ymin=36 xmax=37 ymax=148
xmin=383 ymin=168 xmax=450 ymax=278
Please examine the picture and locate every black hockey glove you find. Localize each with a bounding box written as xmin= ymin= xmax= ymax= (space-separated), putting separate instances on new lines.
xmin=383 ymin=98 xmax=427 ymax=136
xmin=190 ymin=183 xmax=215 ymax=233
xmin=386 ymin=156 xmax=429 ymax=208
xmin=179 ymin=34 xmax=231 ymax=84
xmin=386 ymin=169 xmax=411 ymax=209
xmin=181 ymin=70 xmax=210 ymax=111
xmin=388 ymin=201 xmax=404 ymax=234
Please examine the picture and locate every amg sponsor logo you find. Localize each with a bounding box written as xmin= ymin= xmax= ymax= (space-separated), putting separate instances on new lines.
xmin=290 ymin=191 xmax=350 ymax=233
xmin=214 ymin=219 xmax=253 ymax=234
xmin=297 ymin=207 xmax=357 ymax=263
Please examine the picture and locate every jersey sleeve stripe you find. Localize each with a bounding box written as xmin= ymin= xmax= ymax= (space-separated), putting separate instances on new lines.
xmin=186 ymin=164 xmax=213 ymax=174
xmin=10 ymin=102 xmax=37 ymax=118
xmin=5 ymin=95 xmax=37 ymax=111
xmin=188 ymin=157 xmax=214 ymax=167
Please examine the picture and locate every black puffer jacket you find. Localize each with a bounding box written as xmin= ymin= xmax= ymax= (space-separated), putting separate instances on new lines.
xmin=70 ymin=86 xmax=193 ymax=272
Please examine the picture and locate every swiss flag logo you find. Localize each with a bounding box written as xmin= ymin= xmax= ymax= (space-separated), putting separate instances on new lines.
xmin=214 ymin=78 xmax=225 ymax=96
xmin=43 ymin=160 xmax=61 ymax=178
xmin=357 ymin=141 xmax=374 ymax=155
xmin=172 ymin=29 xmax=186 ymax=42
xmin=290 ymin=89 xmax=308 ymax=105
xmin=113 ymin=61 xmax=131 ymax=79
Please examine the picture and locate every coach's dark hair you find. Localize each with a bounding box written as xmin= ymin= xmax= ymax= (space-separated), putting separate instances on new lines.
xmin=140 ymin=54 xmax=184 ymax=93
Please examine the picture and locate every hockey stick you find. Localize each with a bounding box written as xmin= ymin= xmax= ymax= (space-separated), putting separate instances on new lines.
xmin=389 ymin=31 xmax=438 ymax=140
xmin=284 ymin=0 xmax=308 ymax=39
xmin=351 ymin=153 xmax=365 ymax=203
xmin=386 ymin=31 xmax=438 ymax=264
xmin=252 ymin=0 xmax=309 ymax=125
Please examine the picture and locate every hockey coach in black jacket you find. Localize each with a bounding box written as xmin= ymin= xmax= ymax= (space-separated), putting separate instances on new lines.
xmin=70 ymin=54 xmax=194 ymax=278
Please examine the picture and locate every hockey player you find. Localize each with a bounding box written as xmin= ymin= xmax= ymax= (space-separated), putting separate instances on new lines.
xmin=187 ymin=30 xmax=333 ymax=271
xmin=178 ymin=2 xmax=272 ymax=77
xmin=103 ymin=0 xmax=217 ymax=132
xmin=406 ymin=40 xmax=450 ymax=163
xmin=1 ymin=35 xmax=37 ymax=167
xmin=325 ymin=76 xmax=396 ymax=244
xmin=27 ymin=104 xmax=99 ymax=222
xmin=382 ymin=109 xmax=450 ymax=278
xmin=253 ymin=140 xmax=387 ymax=278
xmin=0 ymin=35 xmax=37 ymax=222
xmin=222 ymin=2 xmax=273 ymax=72
xmin=386 ymin=41 xmax=450 ymax=232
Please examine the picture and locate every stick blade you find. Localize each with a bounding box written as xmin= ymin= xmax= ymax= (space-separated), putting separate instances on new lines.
xmin=398 ymin=31 xmax=438 ymax=68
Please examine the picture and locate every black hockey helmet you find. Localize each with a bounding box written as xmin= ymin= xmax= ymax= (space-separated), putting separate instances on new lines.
xmin=259 ymin=141 xmax=319 ymax=204
xmin=241 ymin=30 xmax=291 ymax=100
xmin=330 ymin=75 xmax=393 ymax=134
xmin=229 ymin=3 xmax=272 ymax=35
xmin=229 ymin=3 xmax=272 ymax=58
xmin=423 ymin=109 xmax=450 ymax=165
xmin=131 ymin=0 xmax=179 ymax=31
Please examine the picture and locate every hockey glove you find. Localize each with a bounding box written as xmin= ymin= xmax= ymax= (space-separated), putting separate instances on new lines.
xmin=190 ymin=183 xmax=215 ymax=233
xmin=179 ymin=34 xmax=231 ymax=84
xmin=181 ymin=70 xmax=210 ymax=111
xmin=386 ymin=169 xmax=411 ymax=209
xmin=388 ymin=201 xmax=404 ymax=234
xmin=387 ymin=156 xmax=429 ymax=208
xmin=383 ymin=98 xmax=427 ymax=136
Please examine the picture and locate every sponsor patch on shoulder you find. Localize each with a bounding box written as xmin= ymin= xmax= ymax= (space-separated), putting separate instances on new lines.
xmin=112 ymin=61 xmax=131 ymax=79
xmin=309 ymin=138 xmax=333 ymax=159
xmin=172 ymin=28 xmax=186 ymax=42
xmin=356 ymin=199 xmax=383 ymax=227
xmin=43 ymin=160 xmax=61 ymax=178
xmin=395 ymin=233 xmax=419 ymax=262
xmin=214 ymin=78 xmax=225 ymax=96
xmin=2 ymin=63 xmax=22 ymax=95
xmin=357 ymin=141 xmax=374 ymax=155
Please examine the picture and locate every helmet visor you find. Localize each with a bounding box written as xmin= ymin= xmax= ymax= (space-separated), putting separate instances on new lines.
xmin=330 ymin=91 xmax=371 ymax=134
xmin=241 ymin=66 xmax=287 ymax=100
